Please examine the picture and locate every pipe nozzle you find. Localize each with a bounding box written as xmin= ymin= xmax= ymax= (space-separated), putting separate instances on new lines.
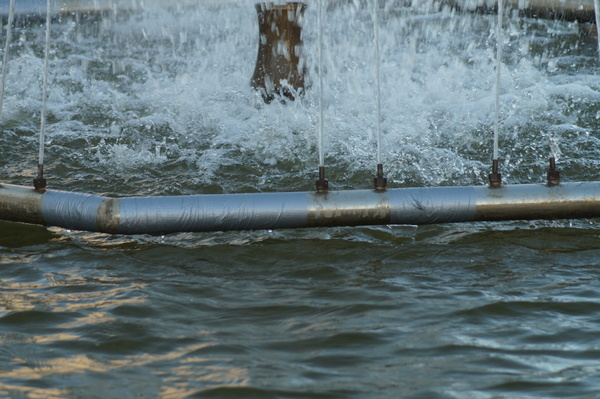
xmin=489 ymin=159 xmax=502 ymax=188
xmin=33 ymin=164 xmax=46 ymax=192
xmin=374 ymin=163 xmax=387 ymax=191
xmin=547 ymin=157 xmax=560 ymax=186
xmin=316 ymin=166 xmax=328 ymax=193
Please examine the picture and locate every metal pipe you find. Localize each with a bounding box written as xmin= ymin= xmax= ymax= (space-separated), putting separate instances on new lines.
xmin=1 ymin=0 xmax=595 ymax=24
xmin=1 ymin=182 xmax=600 ymax=235
xmin=447 ymin=0 xmax=596 ymax=23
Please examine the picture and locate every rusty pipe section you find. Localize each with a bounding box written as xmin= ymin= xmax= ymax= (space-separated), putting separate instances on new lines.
xmin=0 ymin=184 xmax=45 ymax=225
xmin=1 ymin=182 xmax=600 ymax=234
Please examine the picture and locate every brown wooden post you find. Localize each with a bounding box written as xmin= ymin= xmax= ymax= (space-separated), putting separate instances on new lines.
xmin=251 ymin=2 xmax=307 ymax=103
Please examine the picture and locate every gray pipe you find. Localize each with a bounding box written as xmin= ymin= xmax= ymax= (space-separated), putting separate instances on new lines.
xmin=447 ymin=0 xmax=596 ymax=23
xmin=3 ymin=1 xmax=595 ymax=23
xmin=1 ymin=182 xmax=600 ymax=234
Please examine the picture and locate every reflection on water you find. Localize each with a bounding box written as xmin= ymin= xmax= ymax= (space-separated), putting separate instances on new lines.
xmin=0 ymin=280 xmax=146 ymax=313
xmin=0 ymin=269 xmax=249 ymax=398
xmin=1 ymin=343 xmax=249 ymax=398
xmin=2 ymin=219 xmax=600 ymax=397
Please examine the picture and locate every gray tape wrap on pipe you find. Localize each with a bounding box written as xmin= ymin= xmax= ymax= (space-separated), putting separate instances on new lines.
xmin=42 ymin=190 xmax=104 ymax=232
xmin=3 ymin=182 xmax=600 ymax=235
xmin=118 ymin=191 xmax=309 ymax=234
xmin=390 ymin=186 xmax=477 ymax=224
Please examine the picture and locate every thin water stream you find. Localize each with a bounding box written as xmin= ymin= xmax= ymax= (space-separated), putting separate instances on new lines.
xmin=373 ymin=0 xmax=383 ymax=165
xmin=0 ymin=0 xmax=15 ymax=116
xmin=595 ymin=0 xmax=600 ymax=56
xmin=494 ymin=0 xmax=503 ymax=163
xmin=2 ymin=1 xmax=600 ymax=398
xmin=317 ymin=0 xmax=326 ymax=182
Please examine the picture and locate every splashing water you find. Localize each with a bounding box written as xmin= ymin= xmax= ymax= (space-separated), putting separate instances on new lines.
xmin=1 ymin=0 xmax=600 ymax=195
xmin=37 ymin=0 xmax=52 ymax=175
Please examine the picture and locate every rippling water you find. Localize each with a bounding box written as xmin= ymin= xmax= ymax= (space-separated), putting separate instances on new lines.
xmin=2 ymin=1 xmax=600 ymax=398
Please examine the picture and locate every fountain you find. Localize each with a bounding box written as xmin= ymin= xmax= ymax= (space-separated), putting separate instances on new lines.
xmin=1 ymin=0 xmax=600 ymax=235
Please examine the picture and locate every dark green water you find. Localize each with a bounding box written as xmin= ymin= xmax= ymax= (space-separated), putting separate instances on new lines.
xmin=2 ymin=1 xmax=600 ymax=397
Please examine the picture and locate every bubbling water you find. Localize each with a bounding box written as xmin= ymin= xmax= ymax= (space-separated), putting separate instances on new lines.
xmin=1 ymin=0 xmax=600 ymax=196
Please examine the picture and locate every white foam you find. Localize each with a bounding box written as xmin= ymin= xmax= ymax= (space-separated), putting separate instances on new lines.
xmin=2 ymin=1 xmax=600 ymax=192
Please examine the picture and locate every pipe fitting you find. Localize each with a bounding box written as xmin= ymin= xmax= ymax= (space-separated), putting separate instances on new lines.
xmin=33 ymin=164 xmax=46 ymax=192
xmin=374 ymin=163 xmax=387 ymax=191
xmin=316 ymin=166 xmax=328 ymax=193
xmin=547 ymin=157 xmax=560 ymax=186
xmin=489 ymin=159 xmax=502 ymax=188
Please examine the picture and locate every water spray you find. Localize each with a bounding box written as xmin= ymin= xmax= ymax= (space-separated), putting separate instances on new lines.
xmin=316 ymin=0 xmax=328 ymax=192
xmin=594 ymin=0 xmax=600 ymax=55
xmin=372 ymin=0 xmax=387 ymax=192
xmin=490 ymin=0 xmax=503 ymax=188
xmin=0 ymin=0 xmax=15 ymax=117
xmin=34 ymin=0 xmax=52 ymax=192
